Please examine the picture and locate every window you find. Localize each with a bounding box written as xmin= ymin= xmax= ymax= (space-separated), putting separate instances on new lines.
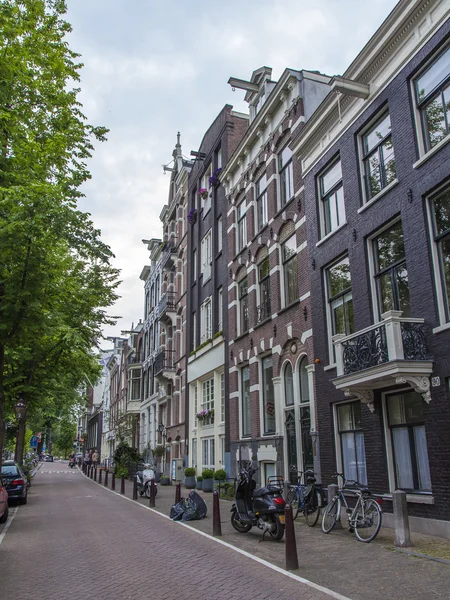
xmin=362 ymin=112 xmax=396 ymax=200
xmin=216 ymin=148 xmax=222 ymax=169
xmin=201 ymin=230 xmax=212 ymax=282
xmin=191 ymin=437 xmax=197 ymax=468
xmin=386 ymin=391 xmax=431 ymax=492
xmin=319 ymin=159 xmax=345 ymax=236
xmin=414 ymin=45 xmax=450 ymax=152
xmin=373 ymin=220 xmax=410 ymax=317
xmin=282 ymin=234 xmax=298 ymax=306
xmin=200 ymin=297 xmax=212 ymax=343
xmin=130 ymin=369 xmax=141 ymax=400
xmin=241 ymin=366 xmax=251 ymax=437
xmin=279 ymin=145 xmax=294 ymax=206
xmin=202 ymin=378 xmax=214 ymax=412
xmin=193 ymin=249 xmax=197 ymax=281
xmin=256 ymin=173 xmax=268 ymax=231
xmin=284 ymin=362 xmax=294 ymax=406
xmin=201 ymin=164 xmax=212 ymax=215
xmin=193 ymin=384 xmax=198 ymax=426
xmin=299 ymin=357 xmax=313 ymax=471
xmin=257 ymin=254 xmax=270 ymax=322
xmin=217 ymin=286 xmax=223 ymax=331
xmin=202 ymin=438 xmax=215 ymax=468
xmin=220 ymin=372 xmax=225 ymax=423
xmin=262 ymin=356 xmax=276 ymax=434
xmin=217 ymin=216 xmax=223 ymax=254
xmin=429 ymin=186 xmax=450 ymax=321
xmin=192 ymin=312 xmax=196 ymax=350
xmin=238 ymin=276 xmax=249 ymax=334
xmin=326 ymin=256 xmax=354 ymax=336
xmin=337 ymin=402 xmax=367 ymax=485
xmin=237 ymin=201 xmax=247 ymax=252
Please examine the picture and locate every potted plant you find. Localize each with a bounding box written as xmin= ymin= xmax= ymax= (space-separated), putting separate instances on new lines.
xmin=184 ymin=467 xmax=196 ymax=489
xmin=197 ymin=188 xmax=208 ymax=200
xmin=209 ymin=168 xmax=222 ymax=188
xmin=160 ymin=474 xmax=170 ymax=486
xmin=187 ymin=208 xmax=197 ymax=225
xmin=202 ymin=468 xmax=214 ymax=492
xmin=196 ymin=475 xmax=203 ymax=490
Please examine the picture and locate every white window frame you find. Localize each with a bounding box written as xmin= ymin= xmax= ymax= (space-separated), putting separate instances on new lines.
xmin=201 ymin=229 xmax=212 ymax=283
xmin=217 ymin=287 xmax=223 ymax=331
xmin=200 ymin=297 xmax=212 ymax=343
xmin=220 ymin=372 xmax=225 ymax=423
xmin=192 ymin=249 xmax=197 ymax=282
xmin=201 ymin=164 xmax=212 ymax=216
xmin=278 ymin=144 xmax=294 ymax=208
xmin=217 ymin=215 xmax=223 ymax=254
xmin=317 ymin=158 xmax=345 ymax=238
xmin=255 ymin=173 xmax=268 ymax=231
xmin=192 ymin=312 xmax=196 ymax=350
xmin=324 ymin=254 xmax=353 ymax=363
xmin=202 ymin=437 xmax=215 ymax=469
xmin=237 ymin=201 xmax=247 ymax=253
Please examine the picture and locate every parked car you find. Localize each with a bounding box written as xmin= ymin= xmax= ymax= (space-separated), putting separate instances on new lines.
xmin=0 ymin=477 xmax=8 ymax=523
xmin=44 ymin=455 xmax=54 ymax=462
xmin=1 ymin=461 xmax=28 ymax=504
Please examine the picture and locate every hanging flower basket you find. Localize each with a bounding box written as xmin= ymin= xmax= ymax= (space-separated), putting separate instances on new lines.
xmin=197 ymin=188 xmax=208 ymax=200
xmin=188 ymin=209 xmax=197 ymax=225
xmin=209 ymin=168 xmax=222 ymax=188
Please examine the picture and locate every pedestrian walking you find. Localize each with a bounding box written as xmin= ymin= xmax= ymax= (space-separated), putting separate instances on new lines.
xmin=88 ymin=449 xmax=93 ymax=467
xmin=92 ymin=449 xmax=99 ymax=468
xmin=84 ymin=451 xmax=89 ymax=468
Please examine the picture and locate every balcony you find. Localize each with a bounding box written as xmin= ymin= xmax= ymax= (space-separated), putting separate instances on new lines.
xmin=158 ymin=292 xmax=176 ymax=322
xmin=128 ymin=352 xmax=142 ymax=365
xmin=332 ymin=311 xmax=433 ymax=412
xmin=161 ymin=243 xmax=177 ymax=270
xmin=257 ymin=298 xmax=271 ymax=323
xmin=153 ymin=349 xmax=176 ymax=379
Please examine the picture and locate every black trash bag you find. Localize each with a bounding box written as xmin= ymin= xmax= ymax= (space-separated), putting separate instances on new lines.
xmin=181 ymin=490 xmax=208 ymax=521
xmin=169 ymin=498 xmax=186 ymax=521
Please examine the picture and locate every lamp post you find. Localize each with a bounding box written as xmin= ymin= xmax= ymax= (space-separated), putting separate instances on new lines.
xmin=14 ymin=398 xmax=27 ymax=464
xmin=157 ymin=423 xmax=167 ymax=475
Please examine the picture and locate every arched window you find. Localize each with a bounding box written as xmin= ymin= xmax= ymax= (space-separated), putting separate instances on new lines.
xmin=284 ymin=362 xmax=294 ymax=406
xmin=299 ymin=357 xmax=310 ymax=403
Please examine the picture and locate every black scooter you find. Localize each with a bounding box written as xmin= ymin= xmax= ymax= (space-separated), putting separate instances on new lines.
xmin=230 ymin=466 xmax=286 ymax=540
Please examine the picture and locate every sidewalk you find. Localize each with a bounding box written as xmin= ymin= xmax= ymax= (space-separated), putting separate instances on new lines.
xmin=85 ymin=471 xmax=450 ymax=600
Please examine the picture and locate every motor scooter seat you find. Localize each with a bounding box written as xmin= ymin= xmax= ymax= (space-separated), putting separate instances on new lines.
xmin=253 ymin=486 xmax=279 ymax=497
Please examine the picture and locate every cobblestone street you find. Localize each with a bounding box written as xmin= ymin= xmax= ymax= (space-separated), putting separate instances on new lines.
xmin=1 ymin=463 xmax=450 ymax=600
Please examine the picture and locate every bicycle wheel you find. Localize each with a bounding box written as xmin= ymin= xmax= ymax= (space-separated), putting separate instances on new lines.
xmin=304 ymin=489 xmax=321 ymax=527
xmin=322 ymin=496 xmax=340 ymax=534
xmin=286 ymin=488 xmax=300 ymax=520
xmin=354 ymin=498 xmax=382 ymax=542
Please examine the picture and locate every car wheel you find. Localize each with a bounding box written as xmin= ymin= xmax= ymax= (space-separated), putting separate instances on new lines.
xmin=19 ymin=494 xmax=27 ymax=505
xmin=0 ymin=505 xmax=8 ymax=524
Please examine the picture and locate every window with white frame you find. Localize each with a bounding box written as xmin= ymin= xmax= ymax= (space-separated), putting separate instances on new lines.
xmin=257 ymin=253 xmax=271 ymax=322
xmin=201 ymin=164 xmax=212 ymax=215
xmin=217 ymin=216 xmax=223 ymax=254
xmin=326 ymin=256 xmax=354 ymax=338
xmin=191 ymin=437 xmax=197 ymax=468
xmin=220 ymin=435 xmax=225 ymax=467
xmin=337 ymin=402 xmax=367 ymax=485
xmin=202 ymin=378 xmax=214 ymax=412
xmin=220 ymin=372 xmax=225 ymax=423
xmin=282 ymin=233 xmax=298 ymax=306
xmin=319 ymin=159 xmax=345 ymax=237
xmin=193 ymin=384 xmax=198 ymax=426
xmin=216 ymin=148 xmax=222 ymax=169
xmin=238 ymin=275 xmax=249 ymax=334
xmin=361 ymin=112 xmax=396 ymax=201
xmin=284 ymin=362 xmax=294 ymax=406
xmin=414 ymin=44 xmax=450 ymax=153
xmin=193 ymin=249 xmax=197 ymax=282
xmin=279 ymin=145 xmax=294 ymax=207
xmin=202 ymin=437 xmax=215 ymax=468
xmin=217 ymin=286 xmax=223 ymax=331
xmin=385 ymin=391 xmax=431 ymax=492
xmin=241 ymin=365 xmax=251 ymax=437
xmin=200 ymin=297 xmax=212 ymax=343
xmin=262 ymin=356 xmax=276 ymax=434
xmin=130 ymin=369 xmax=141 ymax=400
xmin=192 ymin=312 xmax=196 ymax=350
xmin=372 ymin=220 xmax=410 ymax=318
xmin=201 ymin=229 xmax=212 ymax=282
xmin=256 ymin=173 xmax=268 ymax=231
xmin=428 ymin=185 xmax=450 ymax=322
xmin=299 ymin=357 xmax=313 ymax=472
xmin=237 ymin=201 xmax=247 ymax=252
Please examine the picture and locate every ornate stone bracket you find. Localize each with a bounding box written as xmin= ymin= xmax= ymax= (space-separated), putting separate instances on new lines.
xmin=394 ymin=375 xmax=431 ymax=403
xmin=344 ymin=388 xmax=375 ymax=413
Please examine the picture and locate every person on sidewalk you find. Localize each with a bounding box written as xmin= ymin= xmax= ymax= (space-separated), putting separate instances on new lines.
xmin=92 ymin=449 xmax=99 ymax=468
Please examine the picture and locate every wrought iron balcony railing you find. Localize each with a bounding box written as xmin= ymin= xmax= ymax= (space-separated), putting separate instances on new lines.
xmin=158 ymin=292 xmax=176 ymax=316
xmin=153 ymin=350 xmax=175 ymax=376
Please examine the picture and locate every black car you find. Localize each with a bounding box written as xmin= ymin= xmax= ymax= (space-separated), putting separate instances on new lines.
xmin=1 ymin=461 xmax=28 ymax=504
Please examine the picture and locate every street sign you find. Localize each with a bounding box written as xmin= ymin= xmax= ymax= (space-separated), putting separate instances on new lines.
xmin=30 ymin=436 xmax=38 ymax=448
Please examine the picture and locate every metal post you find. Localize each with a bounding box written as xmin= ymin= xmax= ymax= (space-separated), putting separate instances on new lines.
xmin=175 ymin=482 xmax=181 ymax=504
xmin=133 ymin=476 xmax=138 ymax=500
xmin=327 ymin=484 xmax=342 ymax=528
xmin=94 ymin=467 xmax=97 ymax=482
xmin=111 ymin=471 xmax=115 ymax=491
xmin=98 ymin=468 xmax=102 ymax=485
xmin=104 ymin=469 xmax=109 ymax=487
xmin=393 ymin=490 xmax=412 ymax=547
xmin=213 ymin=490 xmax=222 ymax=537
xmin=120 ymin=474 xmax=125 ymax=495
xmin=90 ymin=465 xmax=93 ymax=479
xmin=285 ymin=504 xmax=299 ymax=571
xmin=149 ymin=478 xmax=156 ymax=507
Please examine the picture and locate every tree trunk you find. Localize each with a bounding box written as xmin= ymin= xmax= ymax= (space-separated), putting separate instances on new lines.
xmin=0 ymin=344 xmax=5 ymax=468
xmin=15 ymin=416 xmax=26 ymax=465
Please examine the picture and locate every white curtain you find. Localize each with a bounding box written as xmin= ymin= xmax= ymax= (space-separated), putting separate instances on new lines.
xmin=414 ymin=426 xmax=431 ymax=491
xmin=392 ymin=427 xmax=414 ymax=489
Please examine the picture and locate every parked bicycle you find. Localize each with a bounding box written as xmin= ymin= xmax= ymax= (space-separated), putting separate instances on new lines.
xmin=321 ymin=473 xmax=382 ymax=542
xmin=285 ymin=470 xmax=324 ymax=527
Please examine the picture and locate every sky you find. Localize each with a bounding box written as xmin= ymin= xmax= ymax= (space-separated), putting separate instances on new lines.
xmin=65 ymin=0 xmax=399 ymax=341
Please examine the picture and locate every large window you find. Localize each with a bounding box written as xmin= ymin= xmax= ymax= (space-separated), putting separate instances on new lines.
xmin=238 ymin=276 xmax=249 ymax=334
xmin=130 ymin=369 xmax=141 ymax=401
xmin=326 ymin=256 xmax=354 ymax=336
xmin=319 ymin=159 xmax=345 ymax=236
xmin=257 ymin=255 xmax=270 ymax=322
xmin=202 ymin=438 xmax=215 ymax=469
xmin=220 ymin=372 xmax=225 ymax=423
xmin=299 ymin=357 xmax=313 ymax=472
xmin=217 ymin=216 xmax=223 ymax=254
xmin=284 ymin=362 xmax=294 ymax=406
xmin=282 ymin=234 xmax=298 ymax=306
xmin=241 ymin=366 xmax=251 ymax=437
xmin=201 ymin=230 xmax=212 ymax=282
xmin=386 ymin=392 xmax=431 ymax=492
xmin=414 ymin=45 xmax=450 ymax=152
xmin=237 ymin=201 xmax=247 ymax=252
xmin=279 ymin=145 xmax=294 ymax=207
xmin=262 ymin=356 xmax=276 ymax=434
xmin=429 ymin=186 xmax=450 ymax=321
xmin=373 ymin=220 xmax=410 ymax=317
xmin=337 ymin=402 xmax=367 ymax=485
xmin=202 ymin=378 xmax=214 ymax=412
xmin=256 ymin=173 xmax=268 ymax=231
xmin=200 ymin=297 xmax=212 ymax=343
xmin=362 ymin=112 xmax=396 ymax=200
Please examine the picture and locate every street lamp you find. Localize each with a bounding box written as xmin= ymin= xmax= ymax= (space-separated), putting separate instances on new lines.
xmin=157 ymin=423 xmax=167 ymax=475
xmin=14 ymin=399 xmax=26 ymax=421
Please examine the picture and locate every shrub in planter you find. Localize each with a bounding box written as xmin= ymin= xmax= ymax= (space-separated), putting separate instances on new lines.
xmin=184 ymin=467 xmax=196 ymax=489
xmin=202 ymin=469 xmax=214 ymax=492
xmin=214 ymin=481 xmax=235 ymax=500
xmin=196 ymin=475 xmax=203 ymax=490
xmin=213 ymin=469 xmax=226 ymax=481
xmin=160 ymin=475 xmax=170 ymax=486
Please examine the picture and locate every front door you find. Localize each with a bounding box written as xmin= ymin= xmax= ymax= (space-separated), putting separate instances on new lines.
xmin=285 ymin=410 xmax=298 ymax=484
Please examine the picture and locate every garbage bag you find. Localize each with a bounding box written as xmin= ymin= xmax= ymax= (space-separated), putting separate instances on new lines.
xmin=169 ymin=498 xmax=186 ymax=521
xmin=181 ymin=490 xmax=207 ymax=521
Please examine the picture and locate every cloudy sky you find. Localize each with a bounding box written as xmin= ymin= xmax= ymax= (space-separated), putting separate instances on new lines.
xmin=65 ymin=0 xmax=399 ymax=341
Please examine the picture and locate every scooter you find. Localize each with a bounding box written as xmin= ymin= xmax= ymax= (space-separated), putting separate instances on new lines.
xmin=68 ymin=458 xmax=76 ymax=469
xmin=136 ymin=464 xmax=158 ymax=498
xmin=230 ymin=466 xmax=286 ymax=541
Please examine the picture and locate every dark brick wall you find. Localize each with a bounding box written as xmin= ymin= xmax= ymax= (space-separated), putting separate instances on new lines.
xmin=303 ymin=22 xmax=450 ymax=520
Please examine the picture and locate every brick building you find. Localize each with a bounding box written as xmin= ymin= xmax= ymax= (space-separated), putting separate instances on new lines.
xmin=222 ymin=67 xmax=331 ymax=482
xmin=291 ymin=0 xmax=450 ymax=535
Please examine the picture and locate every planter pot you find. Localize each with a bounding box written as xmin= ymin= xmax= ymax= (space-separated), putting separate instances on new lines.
xmin=154 ymin=472 xmax=161 ymax=483
xmin=160 ymin=477 xmax=170 ymax=486
xmin=202 ymin=478 xmax=214 ymax=492
xmin=185 ymin=476 xmax=196 ymax=489
xmin=196 ymin=480 xmax=203 ymax=490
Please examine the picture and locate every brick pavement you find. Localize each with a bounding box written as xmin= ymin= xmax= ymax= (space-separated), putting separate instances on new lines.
xmin=0 ymin=463 xmax=347 ymax=600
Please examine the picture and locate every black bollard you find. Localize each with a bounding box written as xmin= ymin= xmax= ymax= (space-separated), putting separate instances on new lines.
xmin=120 ymin=474 xmax=125 ymax=495
xmin=175 ymin=482 xmax=181 ymax=504
xmin=104 ymin=469 xmax=109 ymax=487
xmin=149 ymin=478 xmax=156 ymax=508
xmin=213 ymin=490 xmax=222 ymax=537
xmin=133 ymin=476 xmax=138 ymax=500
xmin=94 ymin=467 xmax=97 ymax=482
xmin=111 ymin=471 xmax=115 ymax=491
xmin=82 ymin=463 xmax=85 ymax=475
xmin=98 ymin=468 xmax=102 ymax=485
xmin=285 ymin=504 xmax=299 ymax=571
